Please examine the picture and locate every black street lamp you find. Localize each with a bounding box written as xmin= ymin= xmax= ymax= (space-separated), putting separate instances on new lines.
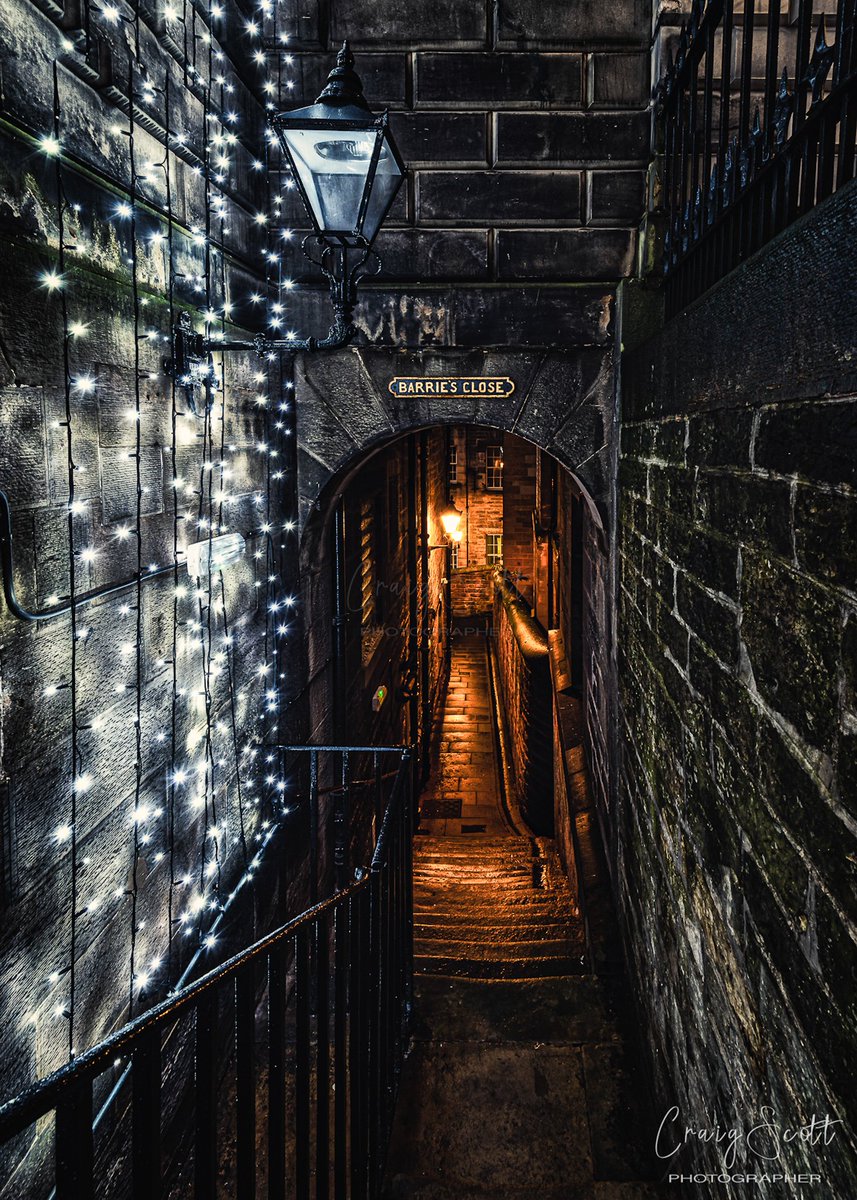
xmin=274 ymin=41 xmax=405 ymax=252
xmin=168 ymin=41 xmax=406 ymax=402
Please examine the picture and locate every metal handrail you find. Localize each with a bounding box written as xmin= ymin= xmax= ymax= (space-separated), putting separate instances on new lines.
xmin=0 ymin=744 xmax=416 ymax=1200
xmin=0 ymin=884 xmax=363 ymax=1141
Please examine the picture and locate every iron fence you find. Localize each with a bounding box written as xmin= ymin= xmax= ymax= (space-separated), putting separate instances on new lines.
xmin=0 ymin=746 xmax=415 ymax=1200
xmin=658 ymin=0 xmax=857 ymax=315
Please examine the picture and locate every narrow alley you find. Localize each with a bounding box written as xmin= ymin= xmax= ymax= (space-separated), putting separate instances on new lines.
xmin=383 ymin=633 xmax=661 ymax=1199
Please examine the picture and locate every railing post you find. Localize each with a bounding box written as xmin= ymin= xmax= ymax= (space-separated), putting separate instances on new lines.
xmin=268 ymin=945 xmax=287 ymax=1200
xmin=132 ymin=1027 xmax=161 ymax=1200
xmin=316 ymin=913 xmax=331 ymax=1200
xmin=310 ymin=749 xmax=319 ymax=905
xmin=367 ymin=866 xmax=382 ymax=1195
xmin=295 ymin=926 xmax=312 ymax=1200
xmin=333 ymin=751 xmax=350 ymax=890
xmin=404 ymin=750 xmax=415 ymax=1022
xmin=235 ymin=963 xmax=256 ymax=1200
xmin=335 ymin=897 xmax=351 ymax=1200
xmin=194 ymin=991 xmax=218 ymax=1200
xmin=55 ymin=1078 xmax=94 ymax=1200
xmin=349 ymin=886 xmax=370 ymax=1200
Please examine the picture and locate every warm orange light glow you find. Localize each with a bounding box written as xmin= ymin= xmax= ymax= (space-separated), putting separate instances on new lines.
xmin=440 ymin=504 xmax=463 ymax=538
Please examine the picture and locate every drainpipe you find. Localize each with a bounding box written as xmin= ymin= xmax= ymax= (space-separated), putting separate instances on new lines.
xmin=419 ymin=433 xmax=431 ymax=780
xmin=406 ymin=436 xmax=420 ymax=752
xmin=331 ymin=496 xmax=347 ymax=742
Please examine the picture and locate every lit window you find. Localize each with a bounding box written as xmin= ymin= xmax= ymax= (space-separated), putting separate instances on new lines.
xmin=485 ymin=445 xmax=503 ymax=491
xmin=450 ymin=542 xmax=460 ymax=570
xmin=485 ymin=533 xmax=503 ymax=566
xmin=448 ymin=445 xmax=458 ymax=483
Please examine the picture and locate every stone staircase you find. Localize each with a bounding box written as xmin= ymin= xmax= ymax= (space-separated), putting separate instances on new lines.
xmin=383 ymin=830 xmax=665 ymax=1199
xmin=412 ymin=833 xmax=587 ymax=979
xmin=382 ymin=633 xmax=664 ymax=1198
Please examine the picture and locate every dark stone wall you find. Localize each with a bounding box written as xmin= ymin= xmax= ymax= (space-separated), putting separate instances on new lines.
xmin=279 ymin=0 xmax=650 ymax=342
xmin=0 ymin=0 xmax=306 ymax=1143
xmin=617 ymin=181 xmax=857 ymax=1190
xmin=502 ymin=434 xmax=537 ymax=600
xmin=298 ymin=428 xmax=449 ymax=790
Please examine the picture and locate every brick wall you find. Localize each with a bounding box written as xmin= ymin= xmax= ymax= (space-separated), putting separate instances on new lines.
xmin=502 ymin=435 xmax=537 ymax=602
xmin=450 ymin=564 xmax=494 ymax=616
xmin=617 ymin=181 xmax=857 ymax=1190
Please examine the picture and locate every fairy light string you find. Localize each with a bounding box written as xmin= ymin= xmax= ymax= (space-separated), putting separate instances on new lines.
xmin=52 ymin=59 xmax=81 ymax=1062
xmin=15 ymin=0 xmax=306 ymax=1057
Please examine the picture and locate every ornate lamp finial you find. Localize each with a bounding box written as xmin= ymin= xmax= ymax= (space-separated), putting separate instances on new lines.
xmin=317 ymin=40 xmax=368 ymax=108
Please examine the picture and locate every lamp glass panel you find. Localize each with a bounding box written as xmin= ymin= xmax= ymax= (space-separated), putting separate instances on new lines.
xmin=360 ymin=130 xmax=403 ymax=242
xmin=281 ymin=128 xmax=378 ymax=234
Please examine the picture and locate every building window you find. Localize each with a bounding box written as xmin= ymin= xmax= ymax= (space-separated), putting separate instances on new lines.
xmin=448 ymin=444 xmax=458 ymax=483
xmin=485 ymin=533 xmax=503 ymax=566
xmin=450 ymin=542 xmax=460 ymax=570
xmin=485 ymin=445 xmax=503 ymax=491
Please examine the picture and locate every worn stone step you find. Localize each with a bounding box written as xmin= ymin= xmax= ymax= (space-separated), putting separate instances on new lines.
xmin=414 ymin=914 xmax=574 ymax=931
xmin=415 ymin=868 xmax=537 ymax=878
xmin=409 ymin=975 xmax=621 ymax=1044
xmin=414 ymin=837 xmax=527 ymax=849
xmin=415 ymin=955 xmax=586 ymax=979
xmin=414 ymin=891 xmax=566 ymax=902
xmin=415 ymin=938 xmax=581 ymax=961
xmin=386 ymin=1183 xmax=664 ymax=1200
xmin=413 ymin=907 xmax=573 ymax=924
xmin=415 ymin=880 xmax=539 ymax=894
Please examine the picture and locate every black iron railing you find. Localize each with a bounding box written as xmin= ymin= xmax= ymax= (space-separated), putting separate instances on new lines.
xmin=658 ymin=0 xmax=857 ymax=315
xmin=0 ymin=746 xmax=415 ymax=1200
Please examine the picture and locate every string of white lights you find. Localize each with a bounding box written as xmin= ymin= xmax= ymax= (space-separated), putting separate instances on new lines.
xmin=19 ymin=0 xmax=302 ymax=1062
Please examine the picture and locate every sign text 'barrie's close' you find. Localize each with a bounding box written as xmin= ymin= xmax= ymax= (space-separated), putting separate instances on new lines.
xmin=388 ymin=377 xmax=516 ymax=398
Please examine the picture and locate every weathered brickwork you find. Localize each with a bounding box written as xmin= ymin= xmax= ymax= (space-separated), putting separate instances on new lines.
xmin=450 ymin=565 xmax=495 ymax=616
xmin=618 ymin=182 xmax=857 ymax=1192
xmin=501 ymin=435 xmax=538 ymax=602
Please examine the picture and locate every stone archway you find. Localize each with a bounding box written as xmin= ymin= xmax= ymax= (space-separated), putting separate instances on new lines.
xmin=292 ymin=347 xmax=616 ymax=534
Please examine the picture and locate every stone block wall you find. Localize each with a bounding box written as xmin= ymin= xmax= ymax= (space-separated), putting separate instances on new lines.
xmin=0 ymin=0 xmax=302 ymax=1146
xmin=617 ymin=182 xmax=857 ymax=1190
xmin=450 ymin=565 xmax=495 ymax=617
xmin=278 ymin=0 xmax=651 ymax=346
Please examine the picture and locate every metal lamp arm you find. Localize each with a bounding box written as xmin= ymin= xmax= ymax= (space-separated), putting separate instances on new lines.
xmin=169 ymin=239 xmax=381 ymax=381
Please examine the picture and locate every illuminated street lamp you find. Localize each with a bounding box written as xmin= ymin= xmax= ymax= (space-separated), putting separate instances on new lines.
xmin=168 ymin=42 xmax=406 ymax=403
xmin=273 ymin=41 xmax=405 ymax=252
xmin=439 ymin=502 xmax=464 ymax=542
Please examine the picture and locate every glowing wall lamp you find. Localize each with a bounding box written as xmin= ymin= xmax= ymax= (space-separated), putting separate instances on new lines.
xmin=168 ymin=42 xmax=406 ymax=400
xmin=439 ymin=502 xmax=464 ymax=543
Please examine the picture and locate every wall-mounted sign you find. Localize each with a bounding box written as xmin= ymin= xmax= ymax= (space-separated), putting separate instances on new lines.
xmin=388 ymin=376 xmax=515 ymax=399
xmin=372 ymin=685 xmax=388 ymax=712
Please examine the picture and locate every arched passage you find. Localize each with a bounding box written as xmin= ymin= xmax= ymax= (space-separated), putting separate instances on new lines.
xmin=286 ymin=409 xmax=657 ymax=1194
xmin=292 ymin=346 xmax=616 ymax=532
xmin=291 ymin=410 xmax=617 ymax=893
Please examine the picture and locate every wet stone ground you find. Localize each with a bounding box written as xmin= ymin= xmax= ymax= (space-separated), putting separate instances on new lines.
xmin=384 ymin=635 xmax=665 ymax=1199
